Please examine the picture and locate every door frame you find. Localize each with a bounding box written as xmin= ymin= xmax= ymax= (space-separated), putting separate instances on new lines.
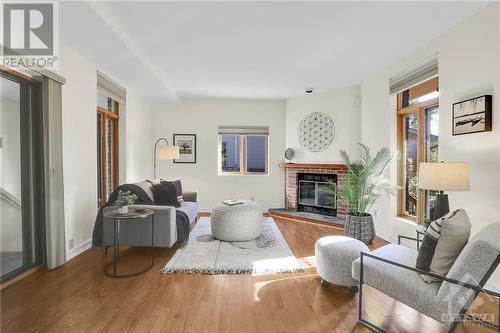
xmin=0 ymin=70 xmax=45 ymax=283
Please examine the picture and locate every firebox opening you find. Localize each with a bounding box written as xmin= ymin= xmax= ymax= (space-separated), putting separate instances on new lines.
xmin=297 ymin=173 xmax=337 ymax=217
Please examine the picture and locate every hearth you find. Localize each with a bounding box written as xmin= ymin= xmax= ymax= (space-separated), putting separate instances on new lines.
xmin=297 ymin=173 xmax=337 ymax=217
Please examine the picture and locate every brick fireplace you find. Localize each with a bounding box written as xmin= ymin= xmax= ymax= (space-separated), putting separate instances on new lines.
xmin=282 ymin=163 xmax=348 ymax=220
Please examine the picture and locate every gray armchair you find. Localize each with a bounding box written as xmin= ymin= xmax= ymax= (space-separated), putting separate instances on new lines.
xmin=352 ymin=222 xmax=500 ymax=332
xmin=102 ymin=181 xmax=198 ymax=248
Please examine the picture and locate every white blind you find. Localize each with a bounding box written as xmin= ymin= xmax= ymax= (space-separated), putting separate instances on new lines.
xmin=389 ymin=55 xmax=438 ymax=95
xmin=97 ymin=71 xmax=126 ymax=104
xmin=218 ymin=126 xmax=269 ymax=135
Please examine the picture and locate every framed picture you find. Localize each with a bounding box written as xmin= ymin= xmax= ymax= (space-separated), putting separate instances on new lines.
xmin=452 ymin=95 xmax=492 ymax=135
xmin=173 ymin=134 xmax=196 ymax=163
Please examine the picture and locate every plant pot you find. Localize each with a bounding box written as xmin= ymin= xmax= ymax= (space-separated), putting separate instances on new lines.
xmin=344 ymin=213 xmax=375 ymax=244
xmin=118 ymin=206 xmax=128 ymax=214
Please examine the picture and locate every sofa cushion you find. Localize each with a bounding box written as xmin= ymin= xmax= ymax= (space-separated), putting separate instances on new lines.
xmin=152 ymin=182 xmax=180 ymax=207
xmin=352 ymin=244 xmax=441 ymax=320
xmin=177 ymin=201 xmax=198 ymax=224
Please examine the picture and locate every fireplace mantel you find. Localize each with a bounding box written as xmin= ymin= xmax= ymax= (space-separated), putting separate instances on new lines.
xmin=279 ymin=163 xmax=346 ymax=170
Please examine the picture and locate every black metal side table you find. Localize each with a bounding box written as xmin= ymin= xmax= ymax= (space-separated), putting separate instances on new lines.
xmin=103 ymin=208 xmax=154 ymax=277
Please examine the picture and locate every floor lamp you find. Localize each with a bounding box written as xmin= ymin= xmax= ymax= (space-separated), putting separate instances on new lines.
xmin=153 ymin=137 xmax=180 ymax=178
xmin=418 ymin=162 xmax=470 ymax=220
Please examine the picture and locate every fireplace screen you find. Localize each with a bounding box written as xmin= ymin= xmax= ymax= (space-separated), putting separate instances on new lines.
xmin=298 ymin=180 xmax=336 ymax=209
xmin=297 ymin=172 xmax=337 ymax=216
xmin=299 ymin=181 xmax=316 ymax=206
xmin=317 ymin=182 xmax=336 ymax=208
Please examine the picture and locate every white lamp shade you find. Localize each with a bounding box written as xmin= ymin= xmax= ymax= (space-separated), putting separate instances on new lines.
xmin=418 ymin=162 xmax=470 ymax=191
xmin=157 ymin=145 xmax=180 ymax=160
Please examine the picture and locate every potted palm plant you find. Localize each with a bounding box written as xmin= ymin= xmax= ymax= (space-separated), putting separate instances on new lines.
xmin=320 ymin=144 xmax=393 ymax=244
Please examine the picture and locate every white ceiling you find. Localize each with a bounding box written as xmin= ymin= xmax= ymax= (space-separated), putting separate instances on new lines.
xmin=60 ymin=1 xmax=490 ymax=102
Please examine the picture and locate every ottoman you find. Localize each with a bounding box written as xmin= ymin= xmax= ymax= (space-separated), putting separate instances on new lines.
xmin=211 ymin=200 xmax=262 ymax=241
xmin=315 ymin=235 xmax=369 ymax=293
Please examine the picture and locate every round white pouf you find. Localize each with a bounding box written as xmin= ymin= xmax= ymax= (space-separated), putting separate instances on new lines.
xmin=211 ymin=200 xmax=262 ymax=242
xmin=315 ymin=235 xmax=369 ymax=291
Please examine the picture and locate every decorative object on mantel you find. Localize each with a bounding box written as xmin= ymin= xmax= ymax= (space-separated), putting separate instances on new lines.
xmin=320 ymin=144 xmax=394 ymax=244
xmin=173 ymin=134 xmax=197 ymax=163
xmin=418 ymin=162 xmax=470 ymax=220
xmin=452 ymin=95 xmax=492 ymax=135
xmin=114 ymin=190 xmax=138 ymax=214
xmin=153 ymin=137 xmax=180 ymax=178
xmin=284 ymin=148 xmax=295 ymax=163
xmin=297 ymin=112 xmax=335 ymax=152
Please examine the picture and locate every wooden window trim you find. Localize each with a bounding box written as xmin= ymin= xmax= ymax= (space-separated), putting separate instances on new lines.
xmin=97 ymin=100 xmax=119 ymax=206
xmin=397 ymin=97 xmax=438 ymax=224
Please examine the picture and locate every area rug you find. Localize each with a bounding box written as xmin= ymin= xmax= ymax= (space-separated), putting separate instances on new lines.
xmin=162 ymin=217 xmax=302 ymax=275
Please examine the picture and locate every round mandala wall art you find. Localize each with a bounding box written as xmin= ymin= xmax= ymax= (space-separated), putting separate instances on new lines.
xmin=297 ymin=112 xmax=335 ymax=152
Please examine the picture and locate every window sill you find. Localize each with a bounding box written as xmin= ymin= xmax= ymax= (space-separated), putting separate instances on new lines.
xmin=395 ymin=215 xmax=418 ymax=225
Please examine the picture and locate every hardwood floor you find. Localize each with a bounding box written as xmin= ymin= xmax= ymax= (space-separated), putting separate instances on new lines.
xmin=1 ymin=217 xmax=497 ymax=333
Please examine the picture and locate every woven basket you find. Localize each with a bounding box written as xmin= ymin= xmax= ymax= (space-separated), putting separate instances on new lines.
xmin=344 ymin=214 xmax=375 ymax=244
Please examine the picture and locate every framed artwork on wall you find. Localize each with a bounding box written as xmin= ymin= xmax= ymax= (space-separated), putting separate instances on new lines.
xmin=452 ymin=95 xmax=492 ymax=135
xmin=173 ymin=134 xmax=196 ymax=163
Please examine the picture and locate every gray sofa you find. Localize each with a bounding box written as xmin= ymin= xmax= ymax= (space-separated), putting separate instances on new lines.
xmin=351 ymin=222 xmax=500 ymax=332
xmin=102 ymin=181 xmax=198 ymax=248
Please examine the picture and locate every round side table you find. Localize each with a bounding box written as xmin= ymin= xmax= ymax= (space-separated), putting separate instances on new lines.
xmin=103 ymin=208 xmax=154 ymax=278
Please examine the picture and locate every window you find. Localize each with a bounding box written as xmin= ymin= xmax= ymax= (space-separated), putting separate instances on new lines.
xmin=397 ymin=77 xmax=439 ymax=223
xmin=96 ymin=72 xmax=125 ymax=206
xmin=97 ymin=93 xmax=119 ymax=207
xmin=218 ymin=126 xmax=269 ymax=175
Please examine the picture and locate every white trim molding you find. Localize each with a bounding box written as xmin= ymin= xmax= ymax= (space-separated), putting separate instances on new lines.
xmin=66 ymin=239 xmax=92 ymax=262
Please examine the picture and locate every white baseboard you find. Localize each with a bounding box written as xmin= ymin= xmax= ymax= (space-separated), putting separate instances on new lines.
xmin=376 ymin=232 xmax=397 ymax=244
xmin=66 ymin=239 xmax=92 ymax=262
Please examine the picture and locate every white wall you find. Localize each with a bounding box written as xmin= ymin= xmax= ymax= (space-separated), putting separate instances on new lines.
xmin=285 ymin=86 xmax=361 ymax=163
xmin=59 ymin=44 xmax=153 ymax=254
xmin=60 ymin=44 xmax=99 ymax=253
xmin=151 ymin=99 xmax=286 ymax=211
xmin=360 ymin=3 xmax=500 ymax=289
xmin=124 ymin=89 xmax=153 ymax=183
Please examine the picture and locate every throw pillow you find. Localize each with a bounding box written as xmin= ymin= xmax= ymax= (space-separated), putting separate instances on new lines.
xmin=152 ymin=181 xmax=180 ymax=208
xmin=167 ymin=179 xmax=184 ymax=204
xmin=147 ymin=179 xmax=163 ymax=186
xmin=419 ymin=209 xmax=471 ymax=283
xmin=430 ymin=209 xmax=471 ymax=275
xmin=415 ymin=219 xmax=442 ymax=271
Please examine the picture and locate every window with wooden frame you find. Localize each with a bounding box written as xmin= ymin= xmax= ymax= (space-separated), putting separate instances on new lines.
xmin=218 ymin=126 xmax=269 ymax=175
xmin=396 ymin=77 xmax=439 ymax=223
xmin=97 ymin=92 xmax=119 ymax=207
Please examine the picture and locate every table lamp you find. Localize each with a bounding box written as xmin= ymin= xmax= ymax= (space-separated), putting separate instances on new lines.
xmin=418 ymin=162 xmax=469 ymax=220
xmin=153 ymin=137 xmax=180 ymax=178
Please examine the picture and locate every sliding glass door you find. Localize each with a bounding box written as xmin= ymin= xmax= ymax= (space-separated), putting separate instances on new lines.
xmin=1 ymin=71 xmax=44 ymax=282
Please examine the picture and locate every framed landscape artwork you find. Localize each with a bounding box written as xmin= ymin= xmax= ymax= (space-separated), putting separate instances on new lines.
xmin=173 ymin=134 xmax=196 ymax=163
xmin=452 ymin=95 xmax=492 ymax=135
